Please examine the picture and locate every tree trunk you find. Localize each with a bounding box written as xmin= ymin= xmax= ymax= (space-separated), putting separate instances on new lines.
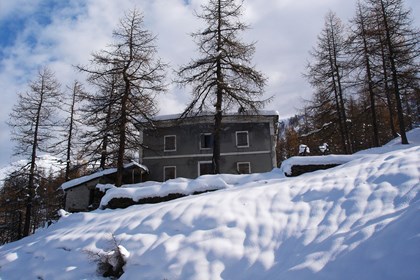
xmin=380 ymin=0 xmax=408 ymax=144
xmin=335 ymin=68 xmax=352 ymax=153
xmin=116 ymin=84 xmax=128 ymax=187
xmin=359 ymin=5 xmax=380 ymax=147
xmin=100 ymin=88 xmax=114 ymax=169
xmin=330 ymin=24 xmax=352 ymax=154
xmin=23 ymin=81 xmax=45 ymax=237
xmin=65 ymin=82 xmax=77 ymax=181
xmin=379 ymin=38 xmax=398 ymax=137
xmin=326 ymin=29 xmax=347 ymax=154
xmin=212 ymin=0 xmax=223 ymax=174
xmin=100 ymin=119 xmax=110 ymax=169
xmin=213 ymin=94 xmax=222 ymax=174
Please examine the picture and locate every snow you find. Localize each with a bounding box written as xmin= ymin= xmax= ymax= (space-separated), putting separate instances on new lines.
xmin=0 ymin=130 xmax=419 ymax=280
xmin=281 ymin=127 xmax=420 ymax=176
xmin=356 ymin=127 xmax=420 ymax=154
xmin=96 ymin=183 xmax=116 ymax=192
xmin=118 ymin=245 xmax=130 ymax=261
xmin=319 ymin=143 xmax=329 ymax=153
xmin=100 ymin=176 xmax=231 ymax=208
xmin=0 ymin=154 xmax=65 ymax=188
xmin=298 ymin=144 xmax=310 ymax=154
xmin=280 ymin=154 xmax=364 ymax=176
xmin=151 ymin=109 xmax=279 ymax=121
xmin=60 ymin=168 xmax=117 ymax=190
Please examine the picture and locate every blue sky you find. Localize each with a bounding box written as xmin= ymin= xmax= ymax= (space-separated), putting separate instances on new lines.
xmin=0 ymin=1 xmax=66 ymax=52
xmin=0 ymin=0 xmax=418 ymax=167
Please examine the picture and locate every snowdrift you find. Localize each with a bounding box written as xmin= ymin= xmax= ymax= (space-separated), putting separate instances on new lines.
xmin=0 ymin=129 xmax=419 ymax=280
xmin=99 ymin=175 xmax=231 ymax=209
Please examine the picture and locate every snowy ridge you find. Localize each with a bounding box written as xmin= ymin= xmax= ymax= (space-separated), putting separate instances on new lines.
xmin=280 ymin=154 xmax=364 ymax=175
xmin=0 ymin=131 xmax=419 ymax=279
xmin=100 ymin=176 xmax=231 ymax=208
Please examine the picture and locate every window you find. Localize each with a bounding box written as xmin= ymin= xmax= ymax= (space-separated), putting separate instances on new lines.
xmin=200 ymin=133 xmax=213 ymax=149
xmin=164 ymin=166 xmax=176 ymax=181
xmin=164 ymin=135 xmax=176 ymax=151
xmin=237 ymin=162 xmax=251 ymax=174
xmin=198 ymin=161 xmax=213 ymax=176
xmin=236 ymin=131 xmax=249 ymax=148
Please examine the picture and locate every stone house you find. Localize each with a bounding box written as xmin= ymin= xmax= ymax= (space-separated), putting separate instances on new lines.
xmin=61 ymin=162 xmax=148 ymax=212
xmin=140 ymin=111 xmax=279 ymax=181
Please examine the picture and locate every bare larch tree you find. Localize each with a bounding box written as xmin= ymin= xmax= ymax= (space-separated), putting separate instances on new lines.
xmin=79 ymin=74 xmax=121 ymax=170
xmin=305 ymin=11 xmax=352 ymax=154
xmin=367 ymin=0 xmax=419 ymax=144
xmin=8 ymin=66 xmax=61 ymax=237
xmin=348 ymin=1 xmax=381 ymax=147
xmin=59 ymin=80 xmax=85 ymax=181
xmin=78 ymin=9 xmax=166 ymax=186
xmin=177 ymin=0 xmax=269 ymax=173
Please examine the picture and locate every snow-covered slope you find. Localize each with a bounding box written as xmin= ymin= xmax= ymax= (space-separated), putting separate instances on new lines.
xmin=0 ymin=154 xmax=65 ymax=188
xmin=0 ymin=130 xmax=419 ymax=280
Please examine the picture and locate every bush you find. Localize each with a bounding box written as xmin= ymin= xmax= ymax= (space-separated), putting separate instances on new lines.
xmin=86 ymin=235 xmax=130 ymax=279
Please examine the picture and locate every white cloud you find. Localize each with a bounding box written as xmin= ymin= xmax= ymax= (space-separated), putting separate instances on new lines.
xmin=0 ymin=0 xmax=418 ymax=165
xmin=0 ymin=0 xmax=42 ymax=20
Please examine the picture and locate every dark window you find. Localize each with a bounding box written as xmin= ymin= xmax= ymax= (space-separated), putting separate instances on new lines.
xmin=237 ymin=162 xmax=251 ymax=174
xmin=236 ymin=131 xmax=249 ymax=147
xmin=164 ymin=166 xmax=176 ymax=181
xmin=164 ymin=135 xmax=176 ymax=151
xmin=199 ymin=162 xmax=213 ymax=176
xmin=200 ymin=133 xmax=213 ymax=149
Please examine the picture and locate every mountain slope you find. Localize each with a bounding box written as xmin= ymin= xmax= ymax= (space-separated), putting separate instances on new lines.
xmin=0 ymin=130 xmax=419 ymax=280
xmin=0 ymin=155 xmax=65 ymax=188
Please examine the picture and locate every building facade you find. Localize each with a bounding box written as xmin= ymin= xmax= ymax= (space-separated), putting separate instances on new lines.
xmin=61 ymin=162 xmax=148 ymax=212
xmin=140 ymin=111 xmax=279 ymax=181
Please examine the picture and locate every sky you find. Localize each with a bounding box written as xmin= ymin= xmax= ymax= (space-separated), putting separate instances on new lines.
xmin=0 ymin=0 xmax=419 ymax=167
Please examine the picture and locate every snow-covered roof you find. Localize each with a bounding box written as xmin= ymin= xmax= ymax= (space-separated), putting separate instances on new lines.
xmin=128 ymin=161 xmax=149 ymax=172
xmin=60 ymin=161 xmax=148 ymax=190
xmin=151 ymin=110 xmax=280 ymax=122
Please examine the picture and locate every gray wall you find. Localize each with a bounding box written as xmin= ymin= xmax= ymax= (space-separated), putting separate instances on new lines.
xmin=142 ymin=117 xmax=277 ymax=181
xmin=65 ymin=183 xmax=92 ymax=212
